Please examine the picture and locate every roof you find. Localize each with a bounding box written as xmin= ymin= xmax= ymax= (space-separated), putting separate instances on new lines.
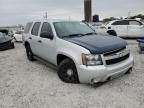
xmin=27 ymin=19 xmax=79 ymax=23
xmin=107 ymin=19 xmax=143 ymax=25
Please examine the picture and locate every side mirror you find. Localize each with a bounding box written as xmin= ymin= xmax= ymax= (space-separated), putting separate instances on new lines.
xmin=40 ymin=32 xmax=53 ymax=40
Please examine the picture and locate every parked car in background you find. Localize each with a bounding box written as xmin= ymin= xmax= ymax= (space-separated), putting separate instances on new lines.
xmin=105 ymin=19 xmax=144 ymax=38
xmin=0 ymin=29 xmax=15 ymax=51
xmin=23 ymin=20 xmax=134 ymax=84
xmin=13 ymin=30 xmax=23 ymax=42
xmin=88 ymin=22 xmax=108 ymax=35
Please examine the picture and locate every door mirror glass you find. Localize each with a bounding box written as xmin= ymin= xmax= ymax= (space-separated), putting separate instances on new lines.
xmin=40 ymin=32 xmax=53 ymax=40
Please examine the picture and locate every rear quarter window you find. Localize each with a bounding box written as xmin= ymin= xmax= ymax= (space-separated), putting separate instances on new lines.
xmin=24 ymin=22 xmax=33 ymax=33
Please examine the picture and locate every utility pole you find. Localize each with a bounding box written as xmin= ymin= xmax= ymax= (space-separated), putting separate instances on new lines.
xmin=84 ymin=0 xmax=92 ymax=22
xmin=44 ymin=12 xmax=48 ymax=19
xmin=128 ymin=11 xmax=131 ymax=18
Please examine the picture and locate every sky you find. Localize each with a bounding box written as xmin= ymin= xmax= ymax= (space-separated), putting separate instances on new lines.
xmin=0 ymin=0 xmax=144 ymax=26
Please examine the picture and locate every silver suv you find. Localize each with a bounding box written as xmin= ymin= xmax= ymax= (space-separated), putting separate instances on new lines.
xmin=23 ymin=20 xmax=134 ymax=84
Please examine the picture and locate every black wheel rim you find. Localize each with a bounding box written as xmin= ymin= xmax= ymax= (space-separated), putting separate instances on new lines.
xmin=60 ymin=65 xmax=77 ymax=83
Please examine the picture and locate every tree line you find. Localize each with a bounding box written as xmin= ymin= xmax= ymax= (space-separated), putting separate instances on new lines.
xmin=103 ymin=14 xmax=144 ymax=22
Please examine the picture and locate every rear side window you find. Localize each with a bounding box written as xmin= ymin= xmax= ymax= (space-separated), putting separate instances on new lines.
xmin=112 ymin=20 xmax=129 ymax=25
xmin=129 ymin=21 xmax=142 ymax=25
xmin=41 ymin=22 xmax=53 ymax=35
xmin=24 ymin=22 xmax=32 ymax=33
xmin=31 ymin=22 xmax=41 ymax=36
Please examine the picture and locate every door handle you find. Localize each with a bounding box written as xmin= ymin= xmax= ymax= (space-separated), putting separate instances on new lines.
xmin=29 ymin=37 xmax=32 ymax=39
xmin=37 ymin=40 xmax=42 ymax=43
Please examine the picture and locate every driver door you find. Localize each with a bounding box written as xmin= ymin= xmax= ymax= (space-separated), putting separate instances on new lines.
xmin=38 ymin=22 xmax=57 ymax=64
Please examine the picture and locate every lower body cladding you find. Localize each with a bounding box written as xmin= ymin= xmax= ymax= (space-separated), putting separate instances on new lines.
xmin=77 ymin=54 xmax=134 ymax=84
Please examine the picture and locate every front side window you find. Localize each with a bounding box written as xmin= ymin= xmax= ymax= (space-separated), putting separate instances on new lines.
xmin=31 ymin=22 xmax=41 ymax=36
xmin=54 ymin=22 xmax=95 ymax=38
xmin=41 ymin=22 xmax=53 ymax=35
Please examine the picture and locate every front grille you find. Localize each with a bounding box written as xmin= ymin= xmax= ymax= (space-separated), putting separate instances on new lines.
xmin=104 ymin=47 xmax=126 ymax=56
xmin=105 ymin=53 xmax=130 ymax=65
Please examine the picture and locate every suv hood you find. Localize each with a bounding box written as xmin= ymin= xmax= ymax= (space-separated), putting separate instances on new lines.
xmin=65 ymin=35 xmax=127 ymax=54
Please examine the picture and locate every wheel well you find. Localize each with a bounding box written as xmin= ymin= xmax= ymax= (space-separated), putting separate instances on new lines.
xmin=57 ymin=54 xmax=73 ymax=65
xmin=107 ymin=30 xmax=117 ymax=36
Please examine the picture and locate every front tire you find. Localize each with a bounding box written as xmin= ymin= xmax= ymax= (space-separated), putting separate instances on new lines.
xmin=58 ymin=59 xmax=79 ymax=83
xmin=25 ymin=45 xmax=35 ymax=61
xmin=107 ymin=30 xmax=117 ymax=36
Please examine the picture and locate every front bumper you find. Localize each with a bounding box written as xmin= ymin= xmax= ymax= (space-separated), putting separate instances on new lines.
xmin=77 ymin=54 xmax=134 ymax=84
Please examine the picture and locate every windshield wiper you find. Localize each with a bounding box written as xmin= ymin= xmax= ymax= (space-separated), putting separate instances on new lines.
xmin=85 ymin=32 xmax=97 ymax=35
xmin=62 ymin=33 xmax=85 ymax=38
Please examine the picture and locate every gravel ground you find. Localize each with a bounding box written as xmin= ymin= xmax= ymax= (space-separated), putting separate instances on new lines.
xmin=0 ymin=40 xmax=144 ymax=108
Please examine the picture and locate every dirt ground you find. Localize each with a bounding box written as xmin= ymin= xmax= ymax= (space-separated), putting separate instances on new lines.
xmin=0 ymin=40 xmax=144 ymax=108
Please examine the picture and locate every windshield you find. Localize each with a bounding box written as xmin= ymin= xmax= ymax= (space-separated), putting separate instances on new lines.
xmin=54 ymin=21 xmax=95 ymax=38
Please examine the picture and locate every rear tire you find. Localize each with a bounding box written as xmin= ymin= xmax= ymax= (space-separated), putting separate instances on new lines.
xmin=25 ymin=45 xmax=35 ymax=61
xmin=11 ymin=42 xmax=15 ymax=49
xmin=58 ymin=59 xmax=79 ymax=83
xmin=139 ymin=47 xmax=143 ymax=54
xmin=139 ymin=49 xmax=142 ymax=54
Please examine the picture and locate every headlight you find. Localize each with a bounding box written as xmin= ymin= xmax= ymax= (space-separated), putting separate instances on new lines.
xmin=82 ymin=54 xmax=103 ymax=66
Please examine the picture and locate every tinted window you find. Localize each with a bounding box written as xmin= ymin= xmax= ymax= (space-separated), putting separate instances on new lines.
xmin=24 ymin=22 xmax=32 ymax=33
xmin=31 ymin=22 xmax=41 ymax=36
xmin=112 ymin=20 xmax=129 ymax=25
xmin=41 ymin=22 xmax=53 ymax=35
xmin=129 ymin=21 xmax=142 ymax=25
